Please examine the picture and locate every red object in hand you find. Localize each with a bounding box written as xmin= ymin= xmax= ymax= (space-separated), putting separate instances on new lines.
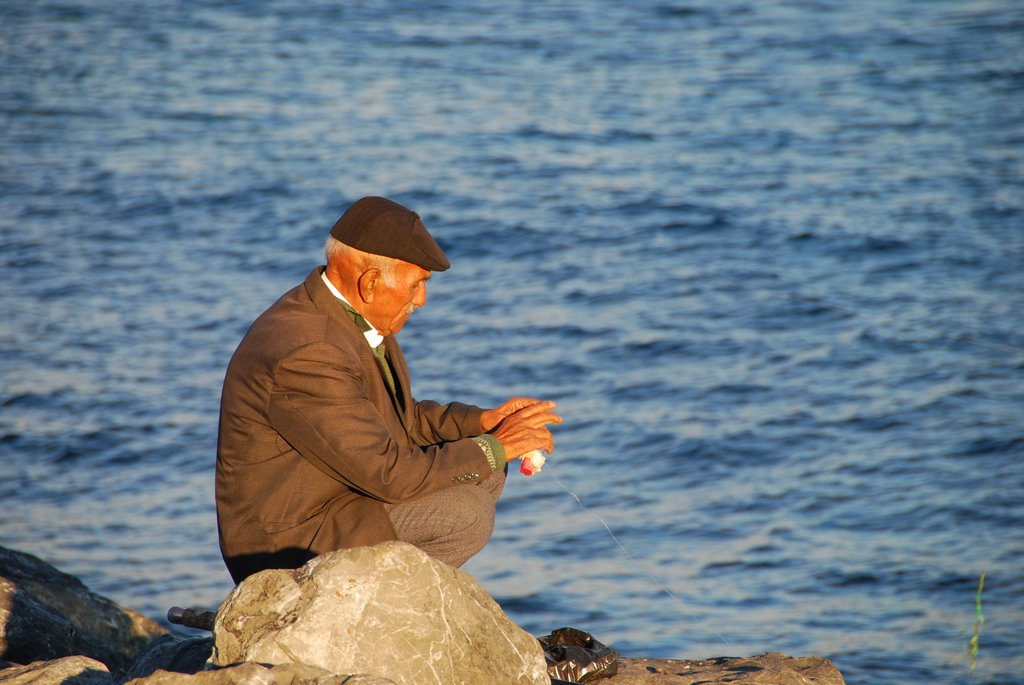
xmin=520 ymin=450 xmax=547 ymax=476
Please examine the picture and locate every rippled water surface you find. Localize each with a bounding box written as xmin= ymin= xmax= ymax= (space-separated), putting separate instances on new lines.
xmin=2 ymin=2 xmax=1023 ymax=683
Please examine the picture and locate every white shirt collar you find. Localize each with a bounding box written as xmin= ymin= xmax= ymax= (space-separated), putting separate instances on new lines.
xmin=321 ymin=271 xmax=385 ymax=349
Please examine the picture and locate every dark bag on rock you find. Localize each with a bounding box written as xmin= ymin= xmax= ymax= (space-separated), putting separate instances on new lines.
xmin=538 ymin=626 xmax=618 ymax=683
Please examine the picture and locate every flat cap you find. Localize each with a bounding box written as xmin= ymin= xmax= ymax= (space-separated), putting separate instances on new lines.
xmin=329 ymin=196 xmax=450 ymax=272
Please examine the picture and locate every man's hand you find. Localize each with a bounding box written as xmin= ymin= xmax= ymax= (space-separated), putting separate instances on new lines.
xmin=480 ymin=397 xmax=545 ymax=432
xmin=484 ymin=398 xmax=562 ymax=460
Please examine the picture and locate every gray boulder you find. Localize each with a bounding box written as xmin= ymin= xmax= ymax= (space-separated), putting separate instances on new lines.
xmin=0 ymin=655 xmax=114 ymax=685
xmin=210 ymin=541 xmax=549 ymax=685
xmin=0 ymin=546 xmax=166 ymax=675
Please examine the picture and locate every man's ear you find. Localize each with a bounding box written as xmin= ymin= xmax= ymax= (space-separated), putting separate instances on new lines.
xmin=357 ymin=269 xmax=381 ymax=303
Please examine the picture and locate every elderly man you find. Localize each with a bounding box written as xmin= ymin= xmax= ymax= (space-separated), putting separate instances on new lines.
xmin=215 ymin=196 xmax=561 ymax=583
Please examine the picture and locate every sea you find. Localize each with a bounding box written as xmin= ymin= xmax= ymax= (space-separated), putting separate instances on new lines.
xmin=1 ymin=1 xmax=1022 ymax=683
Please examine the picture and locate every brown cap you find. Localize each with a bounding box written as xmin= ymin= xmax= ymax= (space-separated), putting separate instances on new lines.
xmin=329 ymin=196 xmax=450 ymax=272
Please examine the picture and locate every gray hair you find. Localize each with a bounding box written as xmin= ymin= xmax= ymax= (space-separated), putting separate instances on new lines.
xmin=324 ymin=236 xmax=398 ymax=285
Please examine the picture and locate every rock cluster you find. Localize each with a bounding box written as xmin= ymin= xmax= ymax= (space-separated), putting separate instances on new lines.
xmin=0 ymin=544 xmax=846 ymax=684
xmin=0 ymin=544 xmax=165 ymax=674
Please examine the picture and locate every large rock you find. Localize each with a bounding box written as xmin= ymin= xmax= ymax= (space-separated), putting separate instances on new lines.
xmin=210 ymin=542 xmax=549 ymax=685
xmin=0 ymin=546 xmax=166 ymax=675
xmin=125 ymin=663 xmax=397 ymax=685
xmin=0 ymin=655 xmax=113 ymax=685
xmin=606 ymin=653 xmax=846 ymax=684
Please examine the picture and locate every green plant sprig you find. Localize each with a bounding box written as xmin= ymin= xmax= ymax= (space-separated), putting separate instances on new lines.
xmin=968 ymin=572 xmax=986 ymax=672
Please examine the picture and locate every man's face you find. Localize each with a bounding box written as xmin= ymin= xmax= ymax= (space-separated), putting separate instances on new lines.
xmin=366 ymin=261 xmax=431 ymax=336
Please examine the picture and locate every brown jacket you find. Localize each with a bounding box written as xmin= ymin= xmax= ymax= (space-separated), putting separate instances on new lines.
xmin=215 ymin=267 xmax=490 ymax=582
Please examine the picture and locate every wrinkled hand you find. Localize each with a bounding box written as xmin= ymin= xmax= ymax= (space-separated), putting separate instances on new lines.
xmin=486 ymin=399 xmax=562 ymax=460
xmin=480 ymin=397 xmax=546 ymax=432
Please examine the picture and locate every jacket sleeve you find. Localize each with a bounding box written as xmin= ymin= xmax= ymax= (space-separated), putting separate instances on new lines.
xmin=407 ymin=399 xmax=485 ymax=447
xmin=267 ymin=341 xmax=491 ymax=504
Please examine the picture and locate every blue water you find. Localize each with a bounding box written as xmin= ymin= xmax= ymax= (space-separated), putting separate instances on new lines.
xmin=2 ymin=1 xmax=1022 ymax=682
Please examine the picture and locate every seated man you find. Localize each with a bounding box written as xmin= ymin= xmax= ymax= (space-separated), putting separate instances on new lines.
xmin=215 ymin=196 xmax=561 ymax=583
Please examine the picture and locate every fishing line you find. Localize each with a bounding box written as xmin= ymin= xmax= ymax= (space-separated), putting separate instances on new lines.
xmin=542 ymin=462 xmax=736 ymax=650
xmin=542 ymin=463 xmax=818 ymax=683
xmin=540 ymin=462 xmax=819 ymax=679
